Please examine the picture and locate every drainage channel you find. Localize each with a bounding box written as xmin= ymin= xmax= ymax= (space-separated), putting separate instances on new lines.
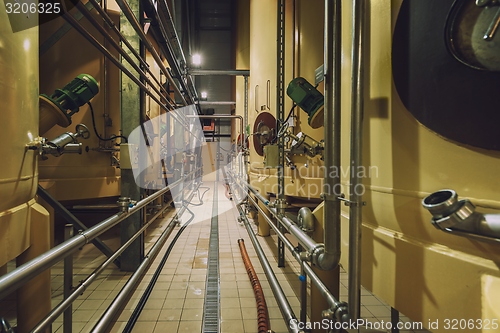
xmin=202 ymin=180 xmax=220 ymax=333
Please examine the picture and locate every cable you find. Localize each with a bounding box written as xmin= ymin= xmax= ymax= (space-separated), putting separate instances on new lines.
xmin=271 ymin=103 xmax=296 ymax=144
xmin=122 ymin=207 xmax=195 ymax=333
xmin=185 ymin=186 xmax=210 ymax=206
xmin=88 ymin=102 xmax=128 ymax=143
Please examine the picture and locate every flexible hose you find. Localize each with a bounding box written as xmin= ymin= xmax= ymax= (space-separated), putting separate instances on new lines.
xmin=238 ymin=239 xmax=270 ymax=333
xmin=224 ymin=183 xmax=232 ymax=200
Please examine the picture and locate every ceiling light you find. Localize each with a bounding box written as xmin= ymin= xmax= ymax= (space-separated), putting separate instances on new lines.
xmin=192 ymin=54 xmax=202 ymax=66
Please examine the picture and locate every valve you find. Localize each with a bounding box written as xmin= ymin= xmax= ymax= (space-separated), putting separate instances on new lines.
xmin=27 ymin=123 xmax=91 ymax=159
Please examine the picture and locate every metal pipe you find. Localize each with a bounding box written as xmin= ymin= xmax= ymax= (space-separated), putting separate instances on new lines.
xmin=30 ymin=199 xmax=174 ymax=333
xmin=0 ymin=174 xmax=187 ymax=300
xmin=348 ymin=0 xmax=366 ymax=320
xmin=268 ymin=206 xmax=320 ymax=253
xmin=62 ymin=9 xmax=188 ymax=129
xmin=188 ymin=69 xmax=250 ymax=76
xmin=60 ymin=11 xmax=179 ymax=116
xmin=138 ymin=0 xmax=198 ymax=106
xmin=422 ymin=189 xmax=500 ymax=242
xmin=319 ymin=0 xmax=342 ymax=271
xmin=63 ymin=225 xmax=73 ymax=333
xmin=91 ymin=188 xmax=198 ymax=332
xmin=230 ymin=172 xmax=321 ymax=256
xmin=235 ymin=204 xmax=300 ymax=333
xmin=36 ymin=185 xmax=118 ymax=265
xmin=300 ymin=260 xmax=307 ymax=324
xmin=242 ymin=190 xmax=348 ymax=322
xmin=238 ymin=239 xmax=270 ymax=333
xmin=156 ymin=0 xmax=187 ymax=66
xmin=84 ymin=0 xmax=173 ymax=103
xmin=188 ymin=114 xmax=244 ymax=153
xmin=113 ymin=0 xmax=188 ymax=105
xmin=198 ymin=101 xmax=237 ymax=105
xmin=244 ymin=75 xmax=249 ymax=177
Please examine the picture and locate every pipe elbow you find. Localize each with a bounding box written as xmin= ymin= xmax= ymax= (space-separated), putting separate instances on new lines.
xmin=312 ymin=245 xmax=340 ymax=270
xmin=422 ymin=189 xmax=500 ymax=241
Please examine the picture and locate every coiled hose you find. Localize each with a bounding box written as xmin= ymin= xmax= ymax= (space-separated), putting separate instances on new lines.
xmin=238 ymin=239 xmax=270 ymax=333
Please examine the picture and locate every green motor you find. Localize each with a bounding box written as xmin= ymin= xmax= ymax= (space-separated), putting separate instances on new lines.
xmin=286 ymin=77 xmax=324 ymax=129
xmin=42 ymin=74 xmax=99 ymax=118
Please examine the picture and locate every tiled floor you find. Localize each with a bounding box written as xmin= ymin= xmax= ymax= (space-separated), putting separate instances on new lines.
xmin=0 ymin=172 xmax=431 ymax=333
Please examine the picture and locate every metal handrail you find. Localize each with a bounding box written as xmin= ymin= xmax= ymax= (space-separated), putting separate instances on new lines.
xmin=0 ymin=169 xmax=197 ymax=300
xmin=229 ymin=173 xmax=349 ymax=322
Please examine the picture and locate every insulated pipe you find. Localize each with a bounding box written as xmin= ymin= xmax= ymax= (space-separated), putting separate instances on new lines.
xmin=113 ymin=0 xmax=188 ymax=105
xmin=0 ymin=172 xmax=191 ymax=300
xmin=318 ymin=0 xmax=342 ymax=271
xmin=30 ymin=199 xmax=174 ymax=333
xmin=235 ymin=205 xmax=300 ymax=333
xmin=238 ymin=239 xmax=270 ymax=333
xmin=348 ymin=0 xmax=366 ymax=320
xmin=91 ymin=188 xmax=198 ymax=332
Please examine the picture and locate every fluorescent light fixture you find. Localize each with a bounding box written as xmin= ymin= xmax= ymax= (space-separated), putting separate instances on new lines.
xmin=192 ymin=54 xmax=202 ymax=66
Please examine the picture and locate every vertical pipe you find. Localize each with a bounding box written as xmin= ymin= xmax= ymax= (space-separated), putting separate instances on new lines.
xmin=348 ymin=0 xmax=365 ymax=320
xmin=300 ymin=258 xmax=307 ymax=324
xmin=276 ymin=0 xmax=286 ymax=268
xmin=63 ymin=225 xmax=73 ymax=333
xmin=244 ymin=75 xmax=249 ymax=178
xmin=320 ymin=0 xmax=342 ymax=270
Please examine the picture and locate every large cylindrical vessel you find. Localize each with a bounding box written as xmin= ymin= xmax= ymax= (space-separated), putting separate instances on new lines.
xmin=0 ymin=0 xmax=39 ymax=268
xmin=0 ymin=3 xmax=51 ymax=332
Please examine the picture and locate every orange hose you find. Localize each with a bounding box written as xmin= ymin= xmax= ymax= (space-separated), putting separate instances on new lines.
xmin=238 ymin=239 xmax=270 ymax=333
xmin=225 ymin=183 xmax=232 ymax=200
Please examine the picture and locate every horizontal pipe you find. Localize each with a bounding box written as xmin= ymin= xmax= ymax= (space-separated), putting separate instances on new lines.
xmin=188 ymin=69 xmax=250 ymax=76
xmin=235 ymin=204 xmax=300 ymax=333
xmin=198 ymin=101 xmax=237 ymax=105
xmin=230 ymin=172 xmax=321 ymax=256
xmin=37 ymin=186 xmax=118 ymax=265
xmin=0 ymin=169 xmax=195 ymax=300
xmin=91 ymin=188 xmax=198 ymax=332
xmin=243 ymin=189 xmax=348 ymax=321
xmin=71 ymin=205 xmax=119 ymax=210
xmin=31 ymin=199 xmax=174 ymax=333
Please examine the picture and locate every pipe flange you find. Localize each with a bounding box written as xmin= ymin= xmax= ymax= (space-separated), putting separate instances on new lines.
xmin=117 ymin=197 xmax=131 ymax=212
xmin=310 ymin=243 xmax=325 ymax=266
xmin=431 ymin=200 xmax=475 ymax=230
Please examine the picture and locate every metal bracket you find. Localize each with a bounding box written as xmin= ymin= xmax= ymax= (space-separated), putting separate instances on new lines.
xmin=337 ymin=194 xmax=366 ymax=207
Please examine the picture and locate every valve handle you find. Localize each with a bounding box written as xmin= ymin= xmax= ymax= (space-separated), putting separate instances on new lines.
xmin=75 ymin=124 xmax=91 ymax=140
